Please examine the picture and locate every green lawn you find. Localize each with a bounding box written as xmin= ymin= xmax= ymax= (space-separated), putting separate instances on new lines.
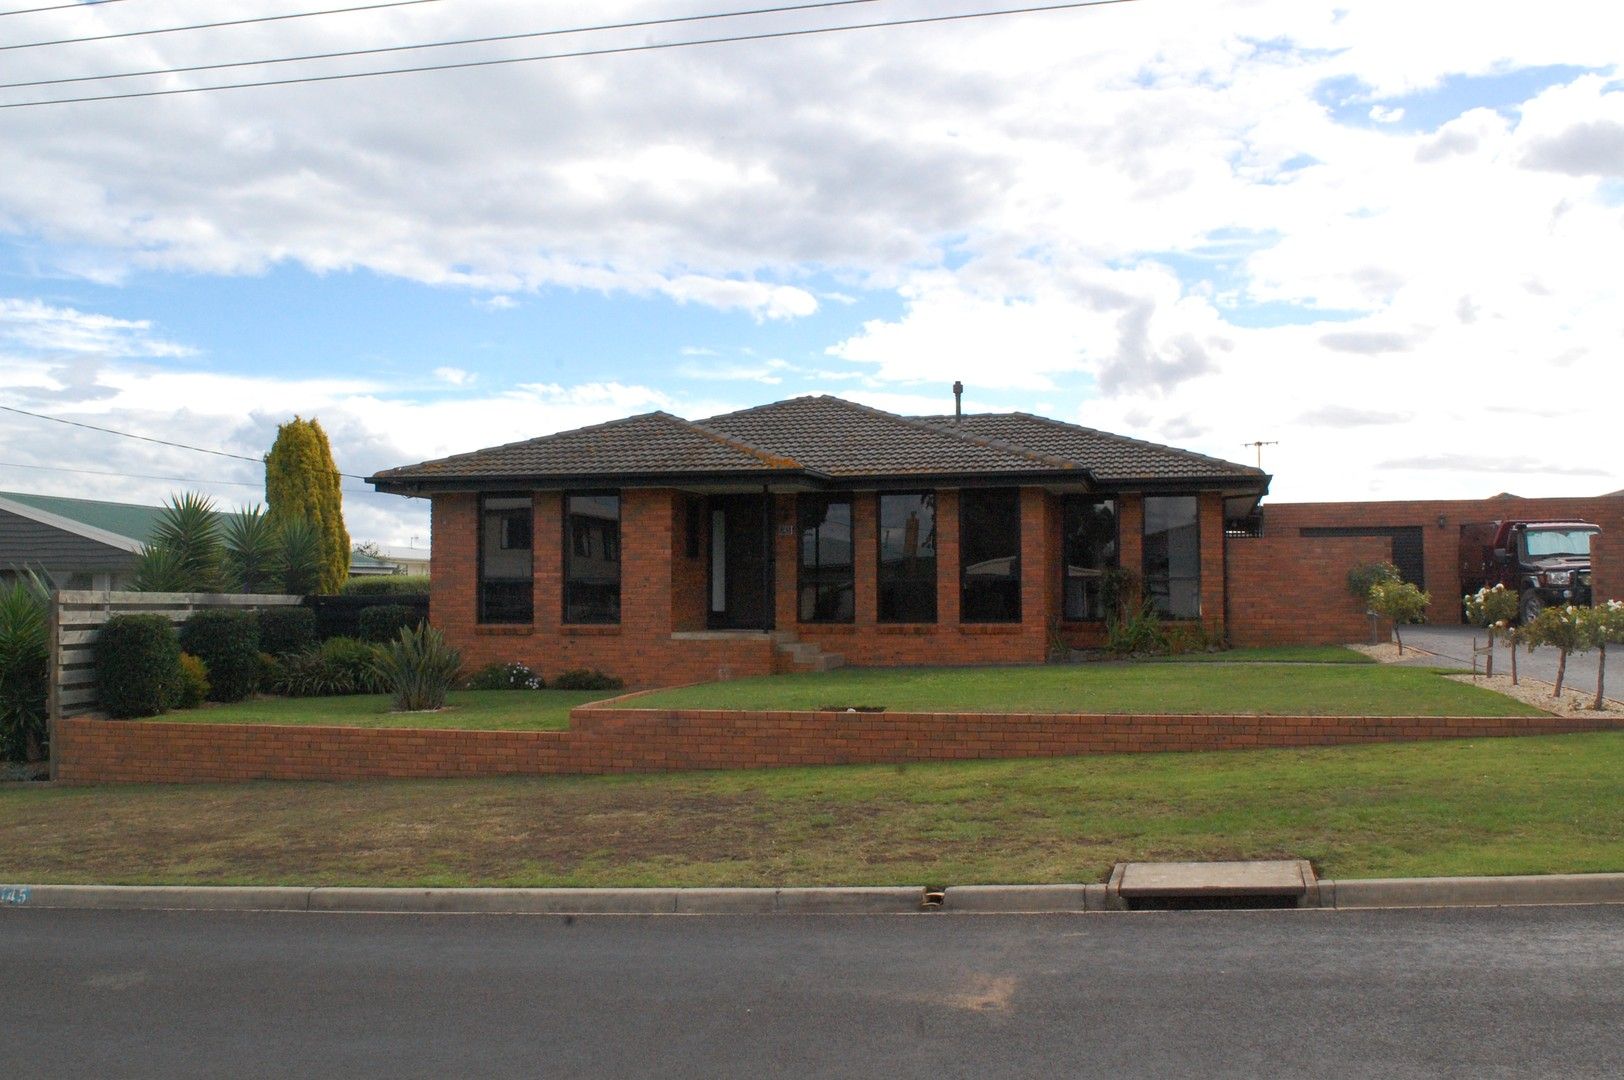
xmin=629 ymin=662 xmax=1541 ymax=717
xmin=1150 ymin=645 xmax=1373 ymax=664
xmin=155 ymin=690 xmax=613 ymax=731
xmin=4 ymin=731 xmax=1619 ymax=886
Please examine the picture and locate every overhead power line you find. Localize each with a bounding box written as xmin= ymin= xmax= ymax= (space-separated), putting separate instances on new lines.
xmin=1 ymin=0 xmax=444 ymax=51
xmin=0 ymin=458 xmax=376 ymax=492
xmin=0 ymin=0 xmax=132 ymax=17
xmin=1 ymin=0 xmax=883 ymax=90
xmin=0 ymin=403 xmax=371 ymax=481
xmin=0 ymin=0 xmax=1138 ymax=108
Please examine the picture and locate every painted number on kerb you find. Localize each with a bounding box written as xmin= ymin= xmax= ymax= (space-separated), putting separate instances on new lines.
xmin=0 ymin=886 xmax=30 ymax=905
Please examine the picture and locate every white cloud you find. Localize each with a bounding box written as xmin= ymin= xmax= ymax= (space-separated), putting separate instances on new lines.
xmin=473 ymin=295 xmax=518 ymax=311
xmin=433 ymin=366 xmax=475 ymax=386
xmin=0 ymin=299 xmax=194 ymax=358
xmin=1368 ymin=105 xmax=1405 ymax=124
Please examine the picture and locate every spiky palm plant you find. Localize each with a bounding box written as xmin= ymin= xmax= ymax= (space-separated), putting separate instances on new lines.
xmin=132 ymin=542 xmax=193 ymax=592
xmin=143 ymin=492 xmax=223 ymax=592
xmin=0 ymin=570 xmax=50 ymax=762
xmin=277 ymin=517 xmax=326 ymax=595
xmin=222 ymin=506 xmax=282 ymax=593
xmin=371 ymin=623 xmax=462 ymax=712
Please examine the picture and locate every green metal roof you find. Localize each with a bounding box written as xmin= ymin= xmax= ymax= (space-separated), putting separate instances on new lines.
xmin=0 ymin=490 xmax=173 ymax=544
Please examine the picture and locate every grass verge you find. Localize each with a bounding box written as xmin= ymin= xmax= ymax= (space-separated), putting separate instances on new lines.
xmin=3 ymin=731 xmax=1618 ymax=887
xmin=151 ymin=690 xmax=612 ymax=731
xmin=628 ymin=663 xmax=1542 ymax=717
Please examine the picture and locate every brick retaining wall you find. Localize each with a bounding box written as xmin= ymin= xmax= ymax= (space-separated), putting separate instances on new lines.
xmin=52 ymin=707 xmax=1624 ymax=785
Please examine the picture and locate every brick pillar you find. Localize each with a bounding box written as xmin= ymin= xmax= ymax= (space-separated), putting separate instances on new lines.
xmin=854 ymin=492 xmax=878 ymax=627
xmin=935 ymin=489 xmax=960 ymax=626
xmin=1020 ymin=487 xmax=1050 ymax=635
xmin=618 ymin=489 xmax=674 ymax=636
xmin=430 ymin=493 xmax=477 ymax=636
xmin=774 ymin=493 xmax=798 ymax=630
xmin=1117 ymin=494 xmax=1144 ymax=612
xmin=534 ymin=492 xmax=563 ymax=632
xmin=1199 ymin=491 xmax=1225 ymax=633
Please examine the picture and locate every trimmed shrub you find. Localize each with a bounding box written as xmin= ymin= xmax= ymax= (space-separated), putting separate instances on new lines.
xmin=178 ymin=609 xmax=261 ymax=703
xmin=320 ymin=636 xmax=388 ymax=694
xmin=372 ymin=624 xmax=463 ymax=712
xmin=257 ymin=606 xmax=318 ymax=656
xmin=95 ymin=614 xmax=182 ymax=718
xmin=172 ymin=653 xmax=211 ymax=709
xmin=463 ymin=661 xmax=544 ymax=691
xmin=358 ymin=603 xmax=420 ymax=643
xmin=256 ymin=652 xmax=282 ymax=694
xmin=341 ymin=576 xmax=430 ymax=596
xmin=550 ymin=668 xmax=624 ymax=692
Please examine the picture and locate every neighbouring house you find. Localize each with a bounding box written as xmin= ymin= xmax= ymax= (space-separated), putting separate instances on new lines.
xmin=0 ymin=489 xmax=424 ymax=589
xmin=367 ymin=394 xmax=1272 ymax=685
xmin=349 ymin=545 xmax=431 ymax=577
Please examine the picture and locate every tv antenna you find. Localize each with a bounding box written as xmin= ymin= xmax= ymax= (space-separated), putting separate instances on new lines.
xmin=1242 ymin=440 xmax=1278 ymax=468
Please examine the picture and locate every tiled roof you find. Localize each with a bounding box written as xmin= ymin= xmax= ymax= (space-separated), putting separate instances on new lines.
xmin=696 ymin=396 xmax=1077 ymax=477
xmin=370 ymin=411 xmax=799 ymax=482
xmin=912 ymin=412 xmax=1264 ymax=482
xmin=370 ymin=395 xmax=1266 ymax=489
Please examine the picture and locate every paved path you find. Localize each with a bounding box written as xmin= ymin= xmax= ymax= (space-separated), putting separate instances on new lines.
xmin=5 ymin=906 xmax=1621 ymax=1078
xmin=1395 ymin=623 xmax=1620 ymax=693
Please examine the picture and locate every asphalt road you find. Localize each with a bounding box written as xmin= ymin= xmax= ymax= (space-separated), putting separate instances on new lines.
xmin=1397 ymin=623 xmax=1620 ymax=695
xmin=5 ymin=906 xmax=1622 ymax=1078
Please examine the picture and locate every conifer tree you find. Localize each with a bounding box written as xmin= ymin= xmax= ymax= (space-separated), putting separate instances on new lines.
xmin=264 ymin=417 xmax=349 ymax=594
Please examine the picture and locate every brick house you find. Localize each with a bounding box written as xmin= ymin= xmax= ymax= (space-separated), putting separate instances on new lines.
xmin=369 ymin=395 xmax=1270 ymax=685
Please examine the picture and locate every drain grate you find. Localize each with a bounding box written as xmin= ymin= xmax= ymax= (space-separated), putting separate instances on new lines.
xmin=1110 ymin=860 xmax=1317 ymax=911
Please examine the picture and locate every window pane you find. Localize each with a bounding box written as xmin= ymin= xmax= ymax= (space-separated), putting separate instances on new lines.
xmin=798 ymin=496 xmax=854 ymax=623
xmin=480 ymin=495 xmax=532 ymax=624
xmin=1062 ymin=497 xmax=1117 ymax=621
xmin=565 ymin=494 xmax=620 ymax=624
xmin=960 ymin=488 xmax=1021 ymax=623
xmin=877 ymin=493 xmax=936 ymax=623
xmin=1143 ymin=495 xmax=1200 ymax=619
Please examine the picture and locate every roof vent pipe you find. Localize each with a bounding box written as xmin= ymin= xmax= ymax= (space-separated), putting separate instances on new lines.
xmin=952 ymin=380 xmax=964 ymax=422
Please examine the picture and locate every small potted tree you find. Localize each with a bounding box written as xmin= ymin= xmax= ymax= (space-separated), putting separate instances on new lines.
xmin=1368 ymin=579 xmax=1430 ymax=656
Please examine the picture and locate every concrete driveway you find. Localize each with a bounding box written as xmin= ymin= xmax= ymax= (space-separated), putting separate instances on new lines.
xmin=1393 ymin=623 xmax=1620 ymax=697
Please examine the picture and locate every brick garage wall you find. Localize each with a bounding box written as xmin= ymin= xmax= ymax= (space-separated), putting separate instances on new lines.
xmin=1593 ymin=533 xmax=1619 ymax=605
xmin=1227 ymin=534 xmax=1392 ymax=646
xmin=54 ymin=707 xmax=1623 ymax=785
xmin=1261 ymin=495 xmax=1624 ymax=626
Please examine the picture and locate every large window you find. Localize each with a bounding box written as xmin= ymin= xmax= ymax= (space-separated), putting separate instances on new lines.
xmin=960 ymin=488 xmax=1021 ymax=623
xmin=479 ymin=494 xmax=532 ymax=624
xmin=1062 ymin=496 xmax=1118 ymax=621
xmin=564 ymin=493 xmax=620 ymax=624
xmin=877 ymin=492 xmax=936 ymax=623
xmin=1143 ymin=495 xmax=1200 ymax=619
xmin=798 ymin=495 xmax=854 ymax=623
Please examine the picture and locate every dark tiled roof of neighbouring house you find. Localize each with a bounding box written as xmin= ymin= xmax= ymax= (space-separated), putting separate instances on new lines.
xmin=369 ymin=410 xmax=801 ymax=483
xmin=911 ymin=412 xmax=1264 ymax=482
xmin=696 ymin=395 xmax=1078 ymax=477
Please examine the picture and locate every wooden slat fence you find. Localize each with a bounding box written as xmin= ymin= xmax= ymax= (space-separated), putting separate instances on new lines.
xmin=46 ymin=591 xmax=302 ymax=725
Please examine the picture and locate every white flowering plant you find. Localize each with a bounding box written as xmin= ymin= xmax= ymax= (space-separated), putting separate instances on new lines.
xmin=1463 ymin=584 xmax=1519 ymax=676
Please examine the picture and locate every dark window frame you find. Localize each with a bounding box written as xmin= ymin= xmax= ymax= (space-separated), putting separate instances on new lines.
xmin=1142 ymin=493 xmax=1201 ymax=620
xmin=959 ymin=487 xmax=1022 ymax=624
xmin=876 ymin=490 xmax=938 ymax=624
xmin=478 ymin=492 xmax=533 ymax=625
xmin=562 ymin=490 xmax=622 ymax=626
xmin=797 ymin=494 xmax=855 ymax=625
xmin=1061 ymin=495 xmax=1119 ymax=623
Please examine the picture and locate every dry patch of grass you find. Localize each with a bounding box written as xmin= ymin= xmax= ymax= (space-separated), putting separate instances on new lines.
xmin=4 ymin=731 xmax=1620 ymax=887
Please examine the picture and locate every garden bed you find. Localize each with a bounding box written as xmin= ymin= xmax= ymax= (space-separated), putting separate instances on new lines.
xmin=149 ymin=689 xmax=614 ymax=731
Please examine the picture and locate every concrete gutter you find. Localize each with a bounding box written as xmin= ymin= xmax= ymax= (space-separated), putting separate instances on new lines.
xmin=4 ymin=875 xmax=1622 ymax=915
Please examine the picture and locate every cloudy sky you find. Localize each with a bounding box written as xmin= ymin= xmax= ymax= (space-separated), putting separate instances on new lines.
xmin=2 ymin=0 xmax=1621 ymax=546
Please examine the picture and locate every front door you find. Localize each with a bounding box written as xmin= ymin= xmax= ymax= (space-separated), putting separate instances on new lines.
xmin=708 ymin=494 xmax=774 ymax=630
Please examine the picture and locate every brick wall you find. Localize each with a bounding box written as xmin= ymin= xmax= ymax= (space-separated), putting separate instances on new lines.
xmin=53 ymin=706 xmax=1622 ymax=785
xmin=1227 ymin=534 xmax=1392 ymax=646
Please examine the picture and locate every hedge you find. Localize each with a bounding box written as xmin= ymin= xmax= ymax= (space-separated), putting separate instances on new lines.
xmin=95 ymin=614 xmax=182 ymax=718
xmin=178 ymin=609 xmax=261 ymax=703
xmin=358 ymin=603 xmax=421 ymax=643
xmin=257 ymin=606 xmax=318 ymax=656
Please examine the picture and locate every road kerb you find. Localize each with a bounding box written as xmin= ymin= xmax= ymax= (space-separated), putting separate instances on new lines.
xmin=1320 ymin=873 xmax=1624 ymax=909
xmin=5 ymin=875 xmax=1622 ymax=914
